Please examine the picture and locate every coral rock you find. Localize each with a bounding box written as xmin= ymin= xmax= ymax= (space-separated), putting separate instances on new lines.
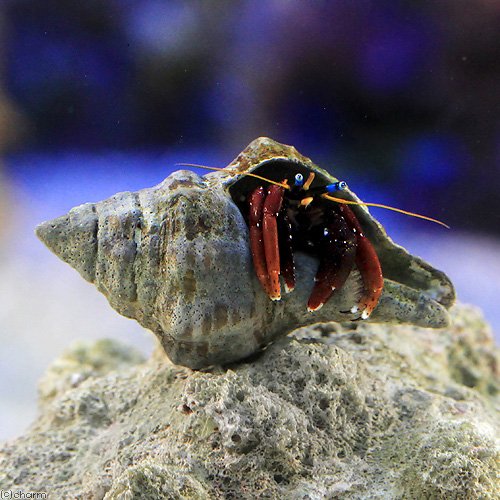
xmin=1 ymin=304 xmax=499 ymax=499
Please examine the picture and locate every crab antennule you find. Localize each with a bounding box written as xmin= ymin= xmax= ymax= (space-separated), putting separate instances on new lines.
xmin=300 ymin=196 xmax=314 ymax=207
xmin=303 ymin=172 xmax=315 ymax=190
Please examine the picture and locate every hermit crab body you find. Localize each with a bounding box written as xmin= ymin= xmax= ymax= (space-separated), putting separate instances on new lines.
xmin=244 ymin=171 xmax=383 ymax=317
xmin=36 ymin=138 xmax=455 ymax=369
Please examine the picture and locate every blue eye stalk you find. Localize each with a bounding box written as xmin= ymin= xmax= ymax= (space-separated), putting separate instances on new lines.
xmin=326 ymin=181 xmax=347 ymax=193
xmin=294 ymin=173 xmax=304 ymax=187
xmin=305 ymin=179 xmax=348 ymax=196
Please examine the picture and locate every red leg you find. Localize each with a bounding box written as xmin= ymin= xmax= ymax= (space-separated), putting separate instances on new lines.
xmin=339 ymin=204 xmax=383 ymax=319
xmin=307 ymin=220 xmax=357 ymax=311
xmin=277 ymin=211 xmax=295 ymax=293
xmin=262 ymin=185 xmax=286 ymax=300
xmin=248 ymin=186 xmax=273 ymax=297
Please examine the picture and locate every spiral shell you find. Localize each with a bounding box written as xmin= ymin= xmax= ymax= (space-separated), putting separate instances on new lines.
xmin=36 ymin=138 xmax=455 ymax=368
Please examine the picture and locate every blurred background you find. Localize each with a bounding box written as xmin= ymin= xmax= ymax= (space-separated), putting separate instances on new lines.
xmin=1 ymin=0 xmax=499 ymax=440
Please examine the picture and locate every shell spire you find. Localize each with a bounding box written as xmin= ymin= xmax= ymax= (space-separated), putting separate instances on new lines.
xmin=36 ymin=203 xmax=98 ymax=284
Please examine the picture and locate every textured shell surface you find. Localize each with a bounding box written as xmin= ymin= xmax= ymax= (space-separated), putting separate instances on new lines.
xmin=36 ymin=137 xmax=456 ymax=369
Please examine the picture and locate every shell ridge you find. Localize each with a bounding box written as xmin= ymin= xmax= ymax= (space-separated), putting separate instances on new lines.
xmin=93 ymin=192 xmax=140 ymax=308
xmin=135 ymin=184 xmax=168 ymax=328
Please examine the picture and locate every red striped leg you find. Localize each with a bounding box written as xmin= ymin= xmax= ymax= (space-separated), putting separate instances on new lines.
xmin=248 ymin=186 xmax=273 ymax=297
xmin=262 ymin=185 xmax=286 ymax=300
xmin=339 ymin=204 xmax=383 ymax=319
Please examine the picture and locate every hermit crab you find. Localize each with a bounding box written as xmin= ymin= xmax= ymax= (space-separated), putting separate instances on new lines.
xmin=36 ymin=137 xmax=455 ymax=369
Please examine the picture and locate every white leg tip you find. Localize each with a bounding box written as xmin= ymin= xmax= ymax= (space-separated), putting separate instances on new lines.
xmin=307 ymin=303 xmax=323 ymax=312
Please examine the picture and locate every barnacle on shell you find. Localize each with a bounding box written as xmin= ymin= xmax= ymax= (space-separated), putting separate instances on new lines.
xmin=36 ymin=138 xmax=455 ymax=369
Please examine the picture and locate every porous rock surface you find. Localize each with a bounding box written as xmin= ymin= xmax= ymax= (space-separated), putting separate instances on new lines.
xmin=1 ymin=303 xmax=500 ymax=499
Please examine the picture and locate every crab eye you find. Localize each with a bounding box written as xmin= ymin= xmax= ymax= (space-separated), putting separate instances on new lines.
xmin=326 ymin=181 xmax=347 ymax=193
xmin=294 ymin=173 xmax=304 ymax=187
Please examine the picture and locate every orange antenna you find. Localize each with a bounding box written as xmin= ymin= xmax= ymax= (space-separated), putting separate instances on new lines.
xmin=177 ymin=162 xmax=449 ymax=228
xmin=322 ymin=194 xmax=450 ymax=229
xmin=176 ymin=163 xmax=289 ymax=189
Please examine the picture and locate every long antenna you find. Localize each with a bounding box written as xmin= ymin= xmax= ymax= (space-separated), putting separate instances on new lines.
xmin=176 ymin=162 xmax=449 ymax=228
xmin=176 ymin=163 xmax=289 ymax=189
xmin=322 ymin=194 xmax=450 ymax=228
